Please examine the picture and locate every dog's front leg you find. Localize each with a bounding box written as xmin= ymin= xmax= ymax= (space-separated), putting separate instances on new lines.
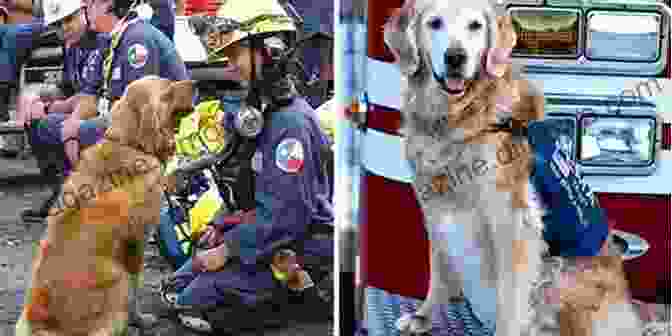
xmin=126 ymin=237 xmax=158 ymax=330
xmin=397 ymin=240 xmax=461 ymax=335
xmin=492 ymin=210 xmax=526 ymax=336
xmin=128 ymin=273 xmax=158 ymax=329
xmin=90 ymin=310 xmax=131 ymax=336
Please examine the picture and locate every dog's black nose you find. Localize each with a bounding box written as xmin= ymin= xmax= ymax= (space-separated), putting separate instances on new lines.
xmin=444 ymin=48 xmax=468 ymax=69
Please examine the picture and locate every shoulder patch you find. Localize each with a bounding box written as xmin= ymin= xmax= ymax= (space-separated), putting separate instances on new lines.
xmin=127 ymin=43 xmax=148 ymax=69
xmin=275 ymin=138 xmax=305 ymax=174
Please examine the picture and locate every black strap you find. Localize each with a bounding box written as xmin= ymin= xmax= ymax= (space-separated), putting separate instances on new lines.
xmin=487 ymin=117 xmax=528 ymax=137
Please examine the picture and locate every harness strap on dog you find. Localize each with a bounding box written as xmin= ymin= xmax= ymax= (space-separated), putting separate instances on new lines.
xmin=486 ymin=117 xmax=528 ymax=138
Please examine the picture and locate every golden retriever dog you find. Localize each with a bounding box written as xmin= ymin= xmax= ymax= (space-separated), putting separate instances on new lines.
xmin=383 ymin=0 xmax=643 ymax=335
xmin=15 ymin=76 xmax=194 ymax=336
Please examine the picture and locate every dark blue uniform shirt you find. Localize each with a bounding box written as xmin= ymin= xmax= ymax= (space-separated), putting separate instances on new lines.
xmin=221 ymin=97 xmax=334 ymax=265
xmin=63 ymin=41 xmax=104 ymax=96
xmin=149 ymin=0 xmax=175 ymax=41
xmin=107 ymin=19 xmax=188 ymax=98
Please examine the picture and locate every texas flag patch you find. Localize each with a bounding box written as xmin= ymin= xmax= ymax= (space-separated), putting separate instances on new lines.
xmin=127 ymin=43 xmax=148 ymax=69
xmin=275 ymin=138 xmax=305 ymax=173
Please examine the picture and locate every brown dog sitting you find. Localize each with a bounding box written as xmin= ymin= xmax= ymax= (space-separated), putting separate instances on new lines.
xmin=15 ymin=76 xmax=194 ymax=336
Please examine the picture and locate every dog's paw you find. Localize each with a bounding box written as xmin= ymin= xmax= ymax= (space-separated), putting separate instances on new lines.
xmin=396 ymin=313 xmax=432 ymax=335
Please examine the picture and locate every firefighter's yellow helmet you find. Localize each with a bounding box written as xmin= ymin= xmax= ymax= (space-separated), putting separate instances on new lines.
xmin=206 ymin=0 xmax=295 ymax=62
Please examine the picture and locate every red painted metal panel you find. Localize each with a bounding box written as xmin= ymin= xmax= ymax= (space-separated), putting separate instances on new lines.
xmin=362 ymin=0 xmax=429 ymax=299
xmin=367 ymin=0 xmax=403 ymax=63
xmin=597 ymin=193 xmax=671 ymax=302
xmin=361 ymin=172 xmax=430 ymax=299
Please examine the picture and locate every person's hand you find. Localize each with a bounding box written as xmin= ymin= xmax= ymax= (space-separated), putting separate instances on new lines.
xmin=62 ymin=115 xmax=81 ymax=164
xmin=192 ymin=244 xmax=229 ymax=273
xmin=15 ymin=94 xmax=44 ymax=125
xmin=197 ymin=225 xmax=225 ymax=249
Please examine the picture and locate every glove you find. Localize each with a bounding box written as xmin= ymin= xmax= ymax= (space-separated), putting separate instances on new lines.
xmin=192 ymin=244 xmax=229 ymax=273
xmin=197 ymin=225 xmax=226 ymax=249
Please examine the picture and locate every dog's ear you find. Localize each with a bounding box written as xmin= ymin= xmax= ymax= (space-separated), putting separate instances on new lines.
xmin=383 ymin=0 xmax=421 ymax=76
xmin=160 ymin=80 xmax=196 ymax=114
xmin=143 ymin=79 xmax=195 ymax=160
xmin=484 ymin=13 xmax=517 ymax=78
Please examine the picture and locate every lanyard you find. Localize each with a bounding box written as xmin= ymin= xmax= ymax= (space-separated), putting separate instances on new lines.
xmin=97 ymin=17 xmax=140 ymax=117
xmin=102 ymin=17 xmax=140 ymax=95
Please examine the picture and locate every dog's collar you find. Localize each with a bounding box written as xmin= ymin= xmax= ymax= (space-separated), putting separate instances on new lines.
xmin=487 ymin=117 xmax=528 ymax=138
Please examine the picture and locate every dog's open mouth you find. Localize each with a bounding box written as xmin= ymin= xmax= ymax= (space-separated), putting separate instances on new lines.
xmin=434 ymin=73 xmax=466 ymax=96
xmin=441 ymin=79 xmax=466 ymax=96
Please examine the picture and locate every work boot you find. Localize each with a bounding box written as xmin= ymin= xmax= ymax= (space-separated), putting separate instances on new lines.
xmin=128 ymin=275 xmax=159 ymax=330
xmin=129 ymin=312 xmax=159 ymax=329
xmin=20 ymin=173 xmax=63 ymax=222
xmin=20 ymin=208 xmax=50 ymax=222
xmin=0 ymin=136 xmax=19 ymax=158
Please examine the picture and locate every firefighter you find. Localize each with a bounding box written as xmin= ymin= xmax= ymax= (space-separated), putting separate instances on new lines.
xmin=159 ymin=0 xmax=333 ymax=332
xmin=18 ymin=0 xmax=107 ymax=222
xmin=64 ymin=0 xmax=189 ymax=168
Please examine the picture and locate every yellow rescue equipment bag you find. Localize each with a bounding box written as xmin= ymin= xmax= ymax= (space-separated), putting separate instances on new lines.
xmin=175 ymin=100 xmax=227 ymax=159
xmin=166 ymin=100 xmax=228 ymax=245
xmin=187 ymin=187 xmax=223 ymax=242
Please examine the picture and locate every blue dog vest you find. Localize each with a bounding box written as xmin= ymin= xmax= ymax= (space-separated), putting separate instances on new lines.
xmin=460 ymin=119 xmax=610 ymax=332
xmin=527 ymin=120 xmax=609 ymax=257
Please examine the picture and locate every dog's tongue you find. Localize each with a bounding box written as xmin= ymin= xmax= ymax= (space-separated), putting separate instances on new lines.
xmin=544 ymin=287 xmax=562 ymax=305
xmin=445 ymin=79 xmax=465 ymax=91
xmin=544 ymin=271 xmax=578 ymax=305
